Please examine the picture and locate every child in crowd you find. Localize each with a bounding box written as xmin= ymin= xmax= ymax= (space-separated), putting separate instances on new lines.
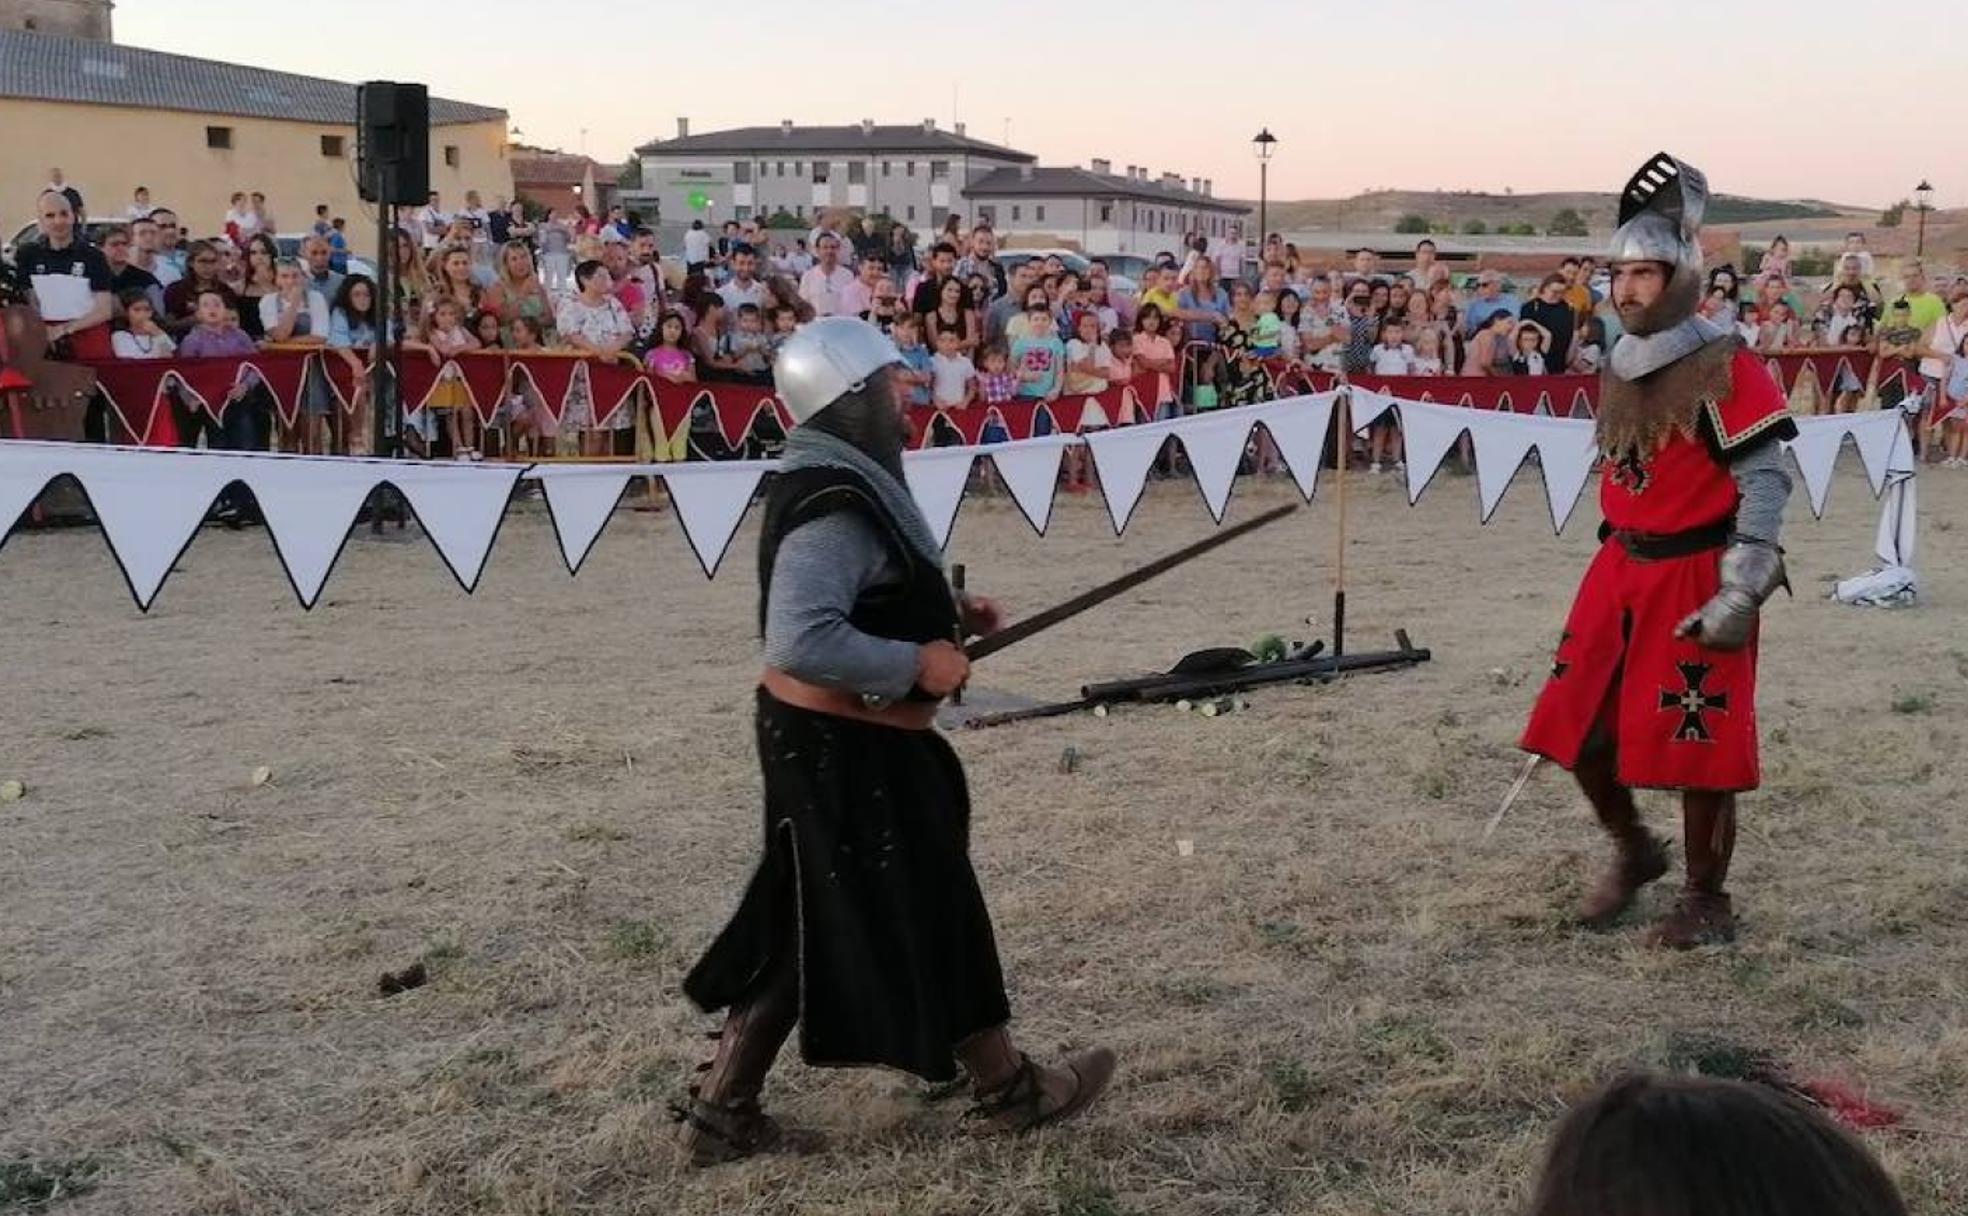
xmin=424 ymin=295 xmax=482 ymax=460
xmin=178 ymin=288 xmax=258 ymax=359
xmin=1369 ymin=318 xmax=1416 ymax=375
xmin=1250 ymin=291 xmax=1284 ymax=360
xmin=1410 ymin=326 xmax=1445 ymax=377
xmin=1524 ymin=1073 xmax=1909 ymax=1216
xmin=891 ymin=313 xmax=934 ymax=407
xmin=766 ymin=305 xmax=799 ymax=357
xmin=1272 ymin=290 xmax=1303 ymax=361
xmin=977 ymin=344 xmax=1018 ymax=408
xmin=1139 ymin=266 xmax=1180 ymax=320
xmin=1735 ymin=302 xmax=1762 ymax=348
xmin=473 ymin=310 xmax=503 ymax=350
xmin=1010 ymin=289 xmax=1066 ymax=404
xmin=1108 ymin=328 xmax=1137 ymax=387
xmin=1510 ymin=321 xmax=1550 ymax=376
xmin=727 ymin=304 xmax=773 ymax=383
xmin=112 ymin=291 xmax=176 ymax=360
xmin=870 ymin=278 xmax=900 ymax=333
xmin=646 ymin=312 xmax=697 ymax=383
xmin=1819 ymin=285 xmax=1870 ymax=349
xmin=1570 ymin=316 xmax=1606 ymax=375
xmin=1942 ymin=330 xmax=1968 ymax=467
xmin=1366 ymin=318 xmax=1412 ymax=474
xmin=1758 ymin=300 xmax=1800 ymax=353
xmin=930 ymin=326 xmax=977 ymax=411
xmin=1063 ymin=310 xmax=1114 ymax=399
xmin=1131 ymin=304 xmax=1180 ymax=420
xmin=504 ymin=315 xmax=557 ymax=456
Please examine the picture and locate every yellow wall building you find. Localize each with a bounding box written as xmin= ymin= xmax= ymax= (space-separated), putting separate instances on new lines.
xmin=0 ymin=27 xmax=511 ymax=255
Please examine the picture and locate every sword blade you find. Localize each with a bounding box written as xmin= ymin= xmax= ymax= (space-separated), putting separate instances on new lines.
xmin=1484 ymin=754 xmax=1542 ymax=839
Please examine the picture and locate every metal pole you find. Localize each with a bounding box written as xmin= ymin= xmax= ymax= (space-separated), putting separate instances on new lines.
xmin=1258 ymin=160 xmax=1268 ymax=273
xmin=1917 ymin=205 xmax=1927 ymax=258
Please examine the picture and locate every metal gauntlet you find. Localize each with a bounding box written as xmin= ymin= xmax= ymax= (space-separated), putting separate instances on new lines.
xmin=1678 ymin=540 xmax=1786 ymax=651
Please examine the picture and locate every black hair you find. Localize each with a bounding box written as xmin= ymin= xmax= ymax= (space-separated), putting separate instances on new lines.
xmin=573 ymin=259 xmax=607 ymax=291
xmin=116 ymin=287 xmax=154 ymax=312
xmin=332 ymin=273 xmax=377 ymax=324
xmin=737 ymin=303 xmax=760 ymax=316
xmin=931 ymin=241 xmax=958 ymax=258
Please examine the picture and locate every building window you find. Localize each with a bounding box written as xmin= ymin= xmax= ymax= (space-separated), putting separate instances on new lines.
xmin=320 ymin=134 xmax=345 ymax=158
xmin=930 ymin=160 xmax=949 ymax=181
xmin=775 ymin=161 xmax=784 ymax=177
xmin=847 ymin=161 xmax=866 ymax=185
xmin=906 ymin=205 xmax=916 ymax=221
xmin=1098 ymin=202 xmax=1113 ymax=224
xmin=812 ymin=161 xmax=829 ymax=184
xmin=975 ymin=205 xmax=995 ymax=225
xmin=1011 ymin=205 xmax=1021 ymax=222
xmin=205 ymin=125 xmax=233 ymax=149
xmin=734 ymin=161 xmax=752 ymax=184
xmin=443 ymin=145 xmax=459 ymax=167
xmin=794 ymin=204 xmax=804 ymax=218
xmin=735 ymin=205 xmax=753 ymax=221
xmin=881 ymin=204 xmax=891 ymax=217
xmin=882 ymin=160 xmax=891 ymax=177
xmin=932 ymin=206 xmax=948 ymax=228
xmin=905 ymin=161 xmax=916 ymax=178
xmin=794 ymin=161 xmax=804 ymax=177
xmin=1035 ymin=205 xmax=1046 ymax=222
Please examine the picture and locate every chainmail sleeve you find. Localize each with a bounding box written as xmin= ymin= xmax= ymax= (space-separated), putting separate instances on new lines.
xmin=1729 ymin=438 xmax=1793 ymax=546
xmin=763 ymin=511 xmax=922 ymax=700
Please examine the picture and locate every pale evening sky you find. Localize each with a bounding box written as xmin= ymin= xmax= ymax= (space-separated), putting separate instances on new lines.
xmin=116 ymin=0 xmax=1964 ymax=209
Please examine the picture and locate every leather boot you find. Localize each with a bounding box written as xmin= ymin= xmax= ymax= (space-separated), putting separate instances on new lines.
xmin=1647 ymin=794 xmax=1738 ymax=948
xmin=1575 ymin=779 xmax=1670 ymax=928
xmin=958 ymin=1026 xmax=1116 ymax=1135
xmin=674 ymin=958 xmax=803 ymax=1166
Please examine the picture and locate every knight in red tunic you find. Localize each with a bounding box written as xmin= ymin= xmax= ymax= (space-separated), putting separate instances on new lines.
xmin=1521 ymin=154 xmax=1796 ymax=948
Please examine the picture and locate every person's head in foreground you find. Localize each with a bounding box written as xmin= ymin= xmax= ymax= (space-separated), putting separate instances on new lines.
xmin=1526 ymin=1073 xmax=1908 ymax=1216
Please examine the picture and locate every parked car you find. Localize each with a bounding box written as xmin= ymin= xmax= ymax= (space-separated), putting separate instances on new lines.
xmin=996 ymin=248 xmax=1138 ymax=295
xmin=271 ymin=233 xmax=374 ymax=280
xmin=3 ymin=219 xmax=125 ymax=265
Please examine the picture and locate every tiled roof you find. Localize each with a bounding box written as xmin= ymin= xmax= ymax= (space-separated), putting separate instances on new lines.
xmin=962 ymin=167 xmax=1247 ymax=214
xmin=510 ymin=155 xmax=605 ymax=186
xmin=0 ymin=29 xmax=506 ymax=126
xmin=636 ymin=123 xmax=1033 ymax=161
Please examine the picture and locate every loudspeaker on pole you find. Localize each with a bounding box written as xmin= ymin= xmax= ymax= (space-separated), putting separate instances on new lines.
xmin=356 ymin=81 xmax=430 ymax=205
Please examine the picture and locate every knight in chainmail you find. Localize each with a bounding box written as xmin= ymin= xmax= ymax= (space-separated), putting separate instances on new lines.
xmin=1521 ymin=153 xmax=1797 ymax=949
xmin=673 ymin=316 xmax=1114 ymax=1165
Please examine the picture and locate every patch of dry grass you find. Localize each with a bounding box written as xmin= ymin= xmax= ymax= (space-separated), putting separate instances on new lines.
xmin=1 ymin=455 xmax=1963 ymax=1214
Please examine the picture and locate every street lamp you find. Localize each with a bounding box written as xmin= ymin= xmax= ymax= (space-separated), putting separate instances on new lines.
xmin=1914 ymin=179 xmax=1935 ymax=257
xmin=1252 ymin=128 xmax=1277 ymax=268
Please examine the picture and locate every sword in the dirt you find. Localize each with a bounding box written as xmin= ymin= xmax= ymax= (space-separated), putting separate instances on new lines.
xmin=963 ymin=503 xmax=1300 ymax=663
xmin=1484 ymin=754 xmax=1542 ymax=839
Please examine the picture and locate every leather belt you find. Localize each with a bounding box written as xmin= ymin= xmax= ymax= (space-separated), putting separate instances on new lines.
xmin=1604 ymin=518 xmax=1733 ymax=561
xmin=759 ymin=667 xmax=939 ymax=732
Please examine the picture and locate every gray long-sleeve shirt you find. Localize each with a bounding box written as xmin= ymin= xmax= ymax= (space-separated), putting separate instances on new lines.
xmin=762 ymin=511 xmax=923 ymax=700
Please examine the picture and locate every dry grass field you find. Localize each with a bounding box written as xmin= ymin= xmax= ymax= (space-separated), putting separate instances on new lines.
xmin=1 ymin=458 xmax=1964 ymax=1215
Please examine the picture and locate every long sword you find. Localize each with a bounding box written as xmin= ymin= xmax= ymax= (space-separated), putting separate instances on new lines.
xmin=1484 ymin=755 xmax=1542 ymax=839
xmin=965 ymin=503 xmax=1299 ymax=662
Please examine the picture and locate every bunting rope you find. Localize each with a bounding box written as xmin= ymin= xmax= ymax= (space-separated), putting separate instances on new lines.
xmin=0 ymin=392 xmax=1909 ymax=614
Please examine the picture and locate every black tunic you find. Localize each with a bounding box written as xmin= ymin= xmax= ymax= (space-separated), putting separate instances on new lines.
xmin=684 ymin=465 xmax=1011 ymax=1082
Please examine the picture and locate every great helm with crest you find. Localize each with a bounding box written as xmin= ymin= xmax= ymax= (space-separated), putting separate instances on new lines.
xmin=1607 ymin=152 xmax=1709 ymax=336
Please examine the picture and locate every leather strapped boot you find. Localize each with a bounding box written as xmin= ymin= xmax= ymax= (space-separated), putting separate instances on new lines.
xmin=1576 ymin=786 xmax=1670 ymax=928
xmin=673 ymin=959 xmax=805 ymax=1166
xmin=1648 ymin=794 xmax=1738 ymax=948
xmin=958 ymin=1026 xmax=1117 ymax=1136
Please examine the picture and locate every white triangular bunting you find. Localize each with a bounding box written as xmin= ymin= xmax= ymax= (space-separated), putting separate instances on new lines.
xmin=1083 ymin=421 xmax=1172 ymax=534
xmin=988 ymin=436 xmax=1070 ymax=534
xmin=1175 ymin=409 xmax=1256 ymax=522
xmin=387 ymin=462 xmax=525 ymax=592
xmin=0 ymin=441 xmax=79 ymax=540
xmin=1348 ymin=389 xmax=1394 ymax=432
xmin=1468 ymin=411 xmax=1541 ymax=523
xmin=1531 ymin=419 xmax=1600 ymax=533
xmin=1391 ymin=400 xmax=1468 ymax=506
xmin=1253 ymin=392 xmax=1338 ymax=502
xmin=1845 ymin=410 xmax=1900 ymax=497
xmin=662 ymin=462 xmax=768 ymax=577
xmin=72 ymin=447 xmax=236 ymax=610
xmin=902 ymin=447 xmax=975 ymax=548
xmin=532 ymin=466 xmax=634 ymax=574
xmin=238 ymin=457 xmax=387 ymax=607
xmin=1783 ymin=419 xmax=1848 ymax=518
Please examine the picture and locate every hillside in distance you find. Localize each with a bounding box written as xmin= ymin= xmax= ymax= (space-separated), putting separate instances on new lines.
xmin=1250 ymin=189 xmax=1868 ymax=235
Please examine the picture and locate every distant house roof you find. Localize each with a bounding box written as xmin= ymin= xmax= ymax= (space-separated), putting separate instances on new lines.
xmin=963 ymin=167 xmax=1248 ymax=215
xmin=636 ymin=123 xmax=1034 ymax=161
xmin=510 ymin=150 xmax=610 ymax=186
xmin=0 ymin=29 xmax=506 ymax=126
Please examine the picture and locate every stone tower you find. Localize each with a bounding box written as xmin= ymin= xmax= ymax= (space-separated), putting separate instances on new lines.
xmin=0 ymin=0 xmax=113 ymax=40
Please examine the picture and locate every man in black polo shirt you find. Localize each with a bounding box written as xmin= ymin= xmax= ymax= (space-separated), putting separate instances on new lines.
xmin=20 ymin=190 xmax=114 ymax=361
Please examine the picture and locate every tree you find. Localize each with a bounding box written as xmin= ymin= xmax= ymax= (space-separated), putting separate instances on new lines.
xmin=1461 ymin=219 xmax=1489 ymax=235
xmin=1547 ymin=208 xmax=1588 ymax=237
xmin=616 ymin=152 xmax=643 ymax=192
xmin=1879 ymin=198 xmax=1908 ymax=228
xmin=1394 ymin=213 xmax=1432 ymax=234
xmin=763 ymin=210 xmax=805 ymax=230
xmin=1502 ymin=222 xmax=1539 ymax=237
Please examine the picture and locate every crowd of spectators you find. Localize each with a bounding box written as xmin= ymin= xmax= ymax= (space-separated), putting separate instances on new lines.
xmin=13 ymin=166 xmax=1968 ymax=469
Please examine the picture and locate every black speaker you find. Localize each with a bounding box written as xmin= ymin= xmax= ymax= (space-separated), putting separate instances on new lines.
xmin=356 ymin=81 xmax=430 ymax=205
